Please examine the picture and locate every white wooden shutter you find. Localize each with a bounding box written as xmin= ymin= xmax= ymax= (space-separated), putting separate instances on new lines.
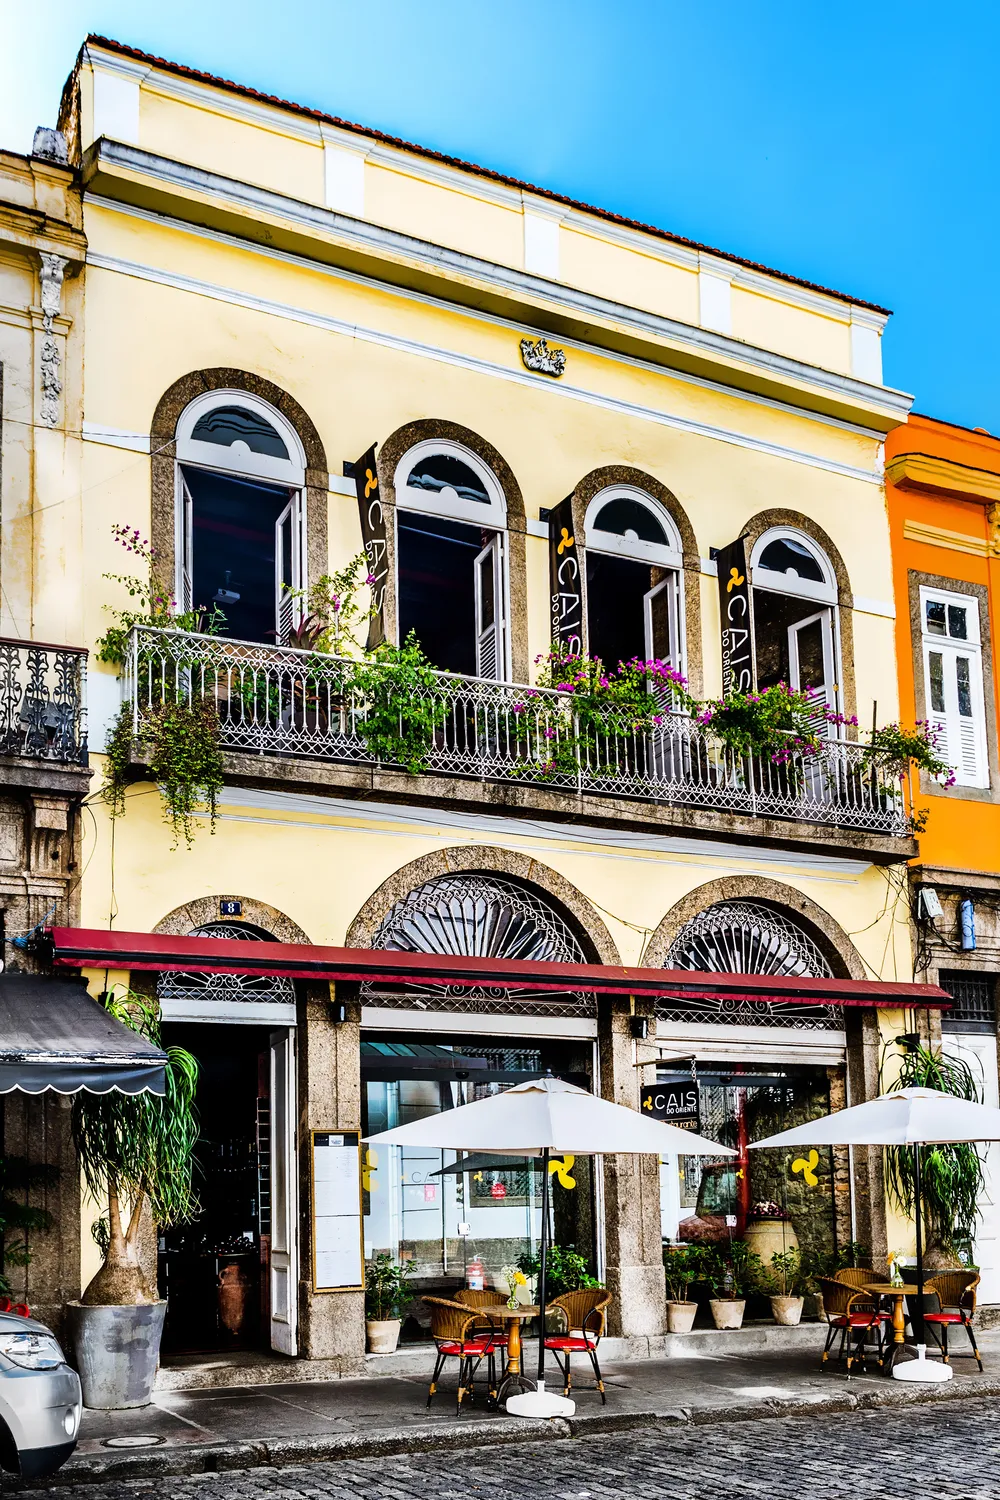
xmin=788 ymin=609 xmax=836 ymax=738
xmin=644 ymin=575 xmax=679 ymax=709
xmin=176 ymin=470 xmax=194 ymax=613
xmin=923 ymin=639 xmax=988 ymax=788
xmin=474 ymin=533 xmax=506 ymax=681
xmin=275 ymin=494 xmax=303 ymax=644
xmin=268 ymin=1028 xmax=298 ymax=1356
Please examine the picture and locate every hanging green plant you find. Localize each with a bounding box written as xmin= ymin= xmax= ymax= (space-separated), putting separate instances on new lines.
xmin=883 ymin=1041 xmax=985 ymax=1259
xmin=101 ymin=701 xmax=224 ymax=849
xmin=349 ymin=631 xmax=448 ymax=774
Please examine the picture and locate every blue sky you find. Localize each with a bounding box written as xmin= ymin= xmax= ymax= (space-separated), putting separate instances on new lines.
xmin=1 ymin=0 xmax=994 ymax=429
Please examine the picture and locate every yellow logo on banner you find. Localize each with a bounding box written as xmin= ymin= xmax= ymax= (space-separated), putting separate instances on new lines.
xmin=548 ymin=1155 xmax=576 ymax=1189
xmin=557 ymin=526 xmax=575 ymax=555
xmin=362 ymin=1148 xmax=377 ymax=1192
xmin=364 ymin=467 xmax=378 ymax=498
xmin=726 ymin=566 xmax=745 ymax=593
xmin=792 ymin=1149 xmax=820 ymax=1187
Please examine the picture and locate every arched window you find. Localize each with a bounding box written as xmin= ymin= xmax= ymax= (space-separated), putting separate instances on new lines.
xmin=361 ymin=871 xmax=589 ymax=1016
xmin=750 ymin=528 xmax=840 ymax=729
xmin=157 ymin=921 xmax=296 ymax=1019
xmin=393 ymin=441 xmax=509 ymax=681
xmin=175 ymin=391 xmax=308 ymax=645
xmin=661 ymin=899 xmax=840 ymax=1029
xmin=584 ymin=487 xmax=684 ymax=673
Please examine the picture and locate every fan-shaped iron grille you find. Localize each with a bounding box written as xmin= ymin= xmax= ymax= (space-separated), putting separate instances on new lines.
xmin=362 ymin=873 xmax=594 ymax=1017
xmin=659 ymin=900 xmax=842 ymax=1030
xmin=158 ymin=922 xmax=296 ymax=1006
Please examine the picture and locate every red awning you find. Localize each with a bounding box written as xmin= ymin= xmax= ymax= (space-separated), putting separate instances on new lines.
xmin=46 ymin=927 xmax=951 ymax=1009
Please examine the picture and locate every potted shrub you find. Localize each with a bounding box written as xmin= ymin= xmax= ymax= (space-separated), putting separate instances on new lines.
xmin=365 ymin=1253 xmax=413 ymax=1354
xmin=67 ymin=991 xmax=199 ymax=1409
xmin=762 ymin=1248 xmax=806 ymax=1325
xmin=664 ymin=1244 xmax=703 ymax=1333
xmin=705 ymin=1242 xmax=761 ymax=1330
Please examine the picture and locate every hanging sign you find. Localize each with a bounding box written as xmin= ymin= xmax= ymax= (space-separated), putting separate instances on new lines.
xmin=641 ymin=1080 xmax=700 ymax=1131
xmin=490 ymin=1180 xmax=508 ymax=1200
xmin=715 ymin=536 xmax=753 ymax=695
xmin=354 ymin=443 xmax=387 ymax=650
xmin=547 ymin=494 xmax=583 ymax=655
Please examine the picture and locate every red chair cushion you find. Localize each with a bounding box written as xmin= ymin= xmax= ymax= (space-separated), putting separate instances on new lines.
xmin=923 ymin=1312 xmax=966 ymax=1324
xmin=436 ymin=1339 xmax=493 ymax=1356
xmin=544 ymin=1335 xmax=598 ymax=1351
xmin=830 ymin=1314 xmax=884 ymax=1328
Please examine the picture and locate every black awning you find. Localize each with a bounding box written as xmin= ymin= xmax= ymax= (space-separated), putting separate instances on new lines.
xmin=0 ymin=974 xmax=167 ymax=1096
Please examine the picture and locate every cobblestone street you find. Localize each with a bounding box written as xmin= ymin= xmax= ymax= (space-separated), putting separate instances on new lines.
xmin=36 ymin=1397 xmax=1000 ymax=1500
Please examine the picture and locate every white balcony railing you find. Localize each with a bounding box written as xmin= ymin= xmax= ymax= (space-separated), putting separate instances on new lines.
xmin=123 ymin=626 xmax=908 ymax=836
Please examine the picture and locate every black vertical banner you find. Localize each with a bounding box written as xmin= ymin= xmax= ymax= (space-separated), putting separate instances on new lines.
xmin=354 ymin=445 xmax=387 ymax=651
xmin=716 ymin=536 xmax=753 ymax=695
xmin=548 ymin=495 xmax=583 ymax=656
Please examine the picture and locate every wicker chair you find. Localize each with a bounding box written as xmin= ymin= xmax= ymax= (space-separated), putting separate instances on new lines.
xmin=422 ymin=1297 xmax=501 ymax=1413
xmin=834 ymin=1267 xmax=888 ymax=1290
xmin=818 ymin=1277 xmax=887 ymax=1374
xmin=543 ymin=1289 xmax=613 ymax=1402
xmin=454 ymin=1287 xmax=511 ymax=1355
xmin=923 ymin=1271 xmax=983 ymax=1370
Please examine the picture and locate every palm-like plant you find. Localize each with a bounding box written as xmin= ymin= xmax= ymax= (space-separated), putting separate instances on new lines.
xmin=71 ymin=990 xmax=200 ymax=1305
xmin=884 ymin=1041 xmax=985 ymax=1261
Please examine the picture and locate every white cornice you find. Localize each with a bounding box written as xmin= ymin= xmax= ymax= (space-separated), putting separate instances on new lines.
xmin=86 ymin=47 xmax=888 ymax=327
xmin=86 ymin=193 xmax=889 ymax=446
xmin=85 ymin=242 xmax=883 ymax=485
xmin=84 ymin=46 xmax=152 ymax=85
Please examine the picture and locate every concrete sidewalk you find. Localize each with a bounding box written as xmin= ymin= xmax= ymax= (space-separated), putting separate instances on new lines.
xmin=33 ymin=1328 xmax=1000 ymax=1489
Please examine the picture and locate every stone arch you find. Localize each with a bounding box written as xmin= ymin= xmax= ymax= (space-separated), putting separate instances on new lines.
xmin=152 ymin=894 xmax=312 ymax=945
xmin=570 ymin=464 xmax=703 ymax=695
xmin=642 ymin=875 xmax=866 ymax=981
xmin=741 ymin=506 xmax=857 ymax=727
xmin=149 ymin=368 xmax=329 ymax=607
xmin=375 ymin=419 xmax=528 ymax=682
xmin=345 ymin=845 xmax=621 ymax=966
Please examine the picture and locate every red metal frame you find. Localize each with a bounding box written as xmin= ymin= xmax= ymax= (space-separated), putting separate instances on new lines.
xmin=46 ymin=927 xmax=950 ymax=1008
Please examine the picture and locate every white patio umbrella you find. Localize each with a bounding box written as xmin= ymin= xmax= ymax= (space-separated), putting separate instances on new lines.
xmin=751 ymin=1086 xmax=1000 ymax=1383
xmin=366 ymin=1074 xmax=733 ymax=1417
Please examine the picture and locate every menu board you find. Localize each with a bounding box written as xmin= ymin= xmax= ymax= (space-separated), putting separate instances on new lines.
xmin=311 ymin=1130 xmax=364 ymax=1292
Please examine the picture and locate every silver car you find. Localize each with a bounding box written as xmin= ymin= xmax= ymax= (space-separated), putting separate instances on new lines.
xmin=0 ymin=1310 xmax=81 ymax=1478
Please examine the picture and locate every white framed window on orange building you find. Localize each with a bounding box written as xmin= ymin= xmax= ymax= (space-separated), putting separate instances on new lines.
xmin=920 ymin=586 xmax=989 ymax=790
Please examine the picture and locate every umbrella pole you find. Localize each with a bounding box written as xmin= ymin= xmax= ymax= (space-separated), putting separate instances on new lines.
xmin=912 ymin=1142 xmax=926 ymax=1349
xmin=537 ymin=1146 xmax=550 ymax=1387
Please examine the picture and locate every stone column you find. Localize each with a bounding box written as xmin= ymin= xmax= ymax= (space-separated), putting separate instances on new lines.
xmin=295 ymin=983 xmax=364 ymax=1366
xmin=597 ymin=997 xmax=666 ymax=1338
xmin=0 ymin=1092 xmax=81 ymax=1338
xmin=844 ymin=1009 xmax=887 ymax=1266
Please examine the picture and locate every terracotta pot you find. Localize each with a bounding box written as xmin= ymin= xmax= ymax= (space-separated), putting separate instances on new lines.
xmin=217 ymin=1262 xmax=252 ymax=1337
xmin=709 ymin=1298 xmax=745 ymax=1330
xmin=770 ymin=1294 xmax=804 ymax=1326
xmin=667 ymin=1299 xmax=698 ymax=1333
xmin=366 ymin=1318 xmax=401 ymax=1354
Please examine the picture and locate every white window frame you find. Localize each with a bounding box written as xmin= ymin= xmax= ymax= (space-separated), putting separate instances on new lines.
xmin=920 ymin=585 xmax=989 ymax=790
xmin=750 ymin=526 xmax=837 ymax=606
xmin=584 ymin=486 xmax=685 ymax=676
xmin=393 ymin=439 xmax=507 ymax=528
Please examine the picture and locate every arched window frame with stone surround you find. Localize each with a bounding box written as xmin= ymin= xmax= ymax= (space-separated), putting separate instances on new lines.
xmin=377 ymin=422 xmax=526 ymax=683
xmin=583 ymin=485 xmax=686 ymax=678
xmin=149 ymin=370 xmax=328 ymax=651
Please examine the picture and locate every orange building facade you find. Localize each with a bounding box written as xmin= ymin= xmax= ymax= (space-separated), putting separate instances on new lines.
xmin=887 ymin=413 xmax=1000 ymax=1295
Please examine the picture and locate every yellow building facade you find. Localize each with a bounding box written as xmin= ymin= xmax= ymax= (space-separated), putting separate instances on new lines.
xmin=5 ymin=35 xmax=953 ymax=1362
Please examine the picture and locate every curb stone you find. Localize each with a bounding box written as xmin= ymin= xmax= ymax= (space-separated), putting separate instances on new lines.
xmin=20 ymin=1379 xmax=1000 ymax=1488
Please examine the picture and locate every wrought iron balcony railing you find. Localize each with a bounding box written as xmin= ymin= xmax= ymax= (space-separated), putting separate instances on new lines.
xmin=123 ymin=626 xmax=908 ymax=836
xmin=0 ymin=637 xmax=87 ymax=766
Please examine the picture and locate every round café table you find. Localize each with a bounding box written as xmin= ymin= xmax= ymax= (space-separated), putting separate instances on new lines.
xmin=480 ymin=1304 xmax=540 ymax=1402
xmin=865 ymin=1282 xmax=923 ymax=1374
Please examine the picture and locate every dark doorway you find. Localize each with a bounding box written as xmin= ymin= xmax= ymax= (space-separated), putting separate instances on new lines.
xmin=158 ymin=1024 xmax=272 ymax=1355
xmin=397 ymin=512 xmax=485 ymax=676
xmin=586 ymin=553 xmax=653 ymax=668
xmin=183 ymin=467 xmax=291 ymax=644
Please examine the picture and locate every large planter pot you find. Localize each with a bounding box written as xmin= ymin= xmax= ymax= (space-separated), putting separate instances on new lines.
xmin=770 ymin=1294 xmax=804 ymax=1326
xmin=366 ymin=1318 xmax=401 ymax=1354
xmin=66 ymin=1301 xmax=166 ymax=1410
xmin=743 ymin=1218 xmax=798 ymax=1264
xmin=709 ymin=1298 xmax=745 ymax=1331
xmin=667 ymin=1300 xmax=698 ymax=1333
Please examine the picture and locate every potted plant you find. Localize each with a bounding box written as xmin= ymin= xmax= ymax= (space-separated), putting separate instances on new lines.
xmin=664 ymin=1244 xmax=703 ymax=1333
xmin=365 ymin=1253 xmax=413 ymax=1353
xmin=761 ymin=1248 xmax=806 ymax=1325
xmin=705 ymin=1242 xmax=761 ymax=1330
xmin=67 ymin=991 xmax=199 ymax=1409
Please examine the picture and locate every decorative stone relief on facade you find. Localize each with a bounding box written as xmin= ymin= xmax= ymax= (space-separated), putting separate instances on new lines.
xmin=519 ymin=336 xmax=566 ymax=378
xmin=38 ymin=253 xmax=67 ymax=428
xmin=988 ymin=501 xmax=1000 ymax=557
